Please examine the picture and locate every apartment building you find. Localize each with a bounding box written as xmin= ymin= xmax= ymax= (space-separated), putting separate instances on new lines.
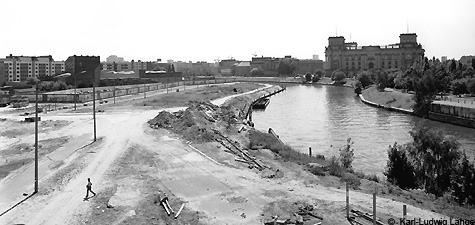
xmin=2 ymin=55 xmax=65 ymax=82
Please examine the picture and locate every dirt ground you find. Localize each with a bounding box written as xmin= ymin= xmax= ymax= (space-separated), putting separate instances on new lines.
xmin=0 ymin=82 xmax=467 ymax=225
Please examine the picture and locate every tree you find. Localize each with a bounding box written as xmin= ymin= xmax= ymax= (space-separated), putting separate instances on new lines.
xmin=331 ymin=70 xmax=346 ymax=82
xmin=451 ymin=151 xmax=475 ymax=205
xmin=450 ymin=59 xmax=457 ymax=72
xmin=250 ymin=67 xmax=264 ymax=76
xmin=458 ymin=61 xmax=464 ymax=71
xmin=376 ymin=70 xmax=389 ymax=91
xmin=315 ymin=69 xmax=325 ymax=78
xmin=26 ymin=77 xmax=40 ymax=86
xmin=354 ymin=81 xmax=362 ymax=95
xmin=472 ymin=58 xmax=475 ymax=70
xmin=412 ymin=70 xmax=436 ymax=116
xmin=451 ymin=78 xmax=469 ymax=95
xmin=384 ymin=142 xmax=418 ymax=190
xmin=406 ymin=124 xmax=461 ymax=197
xmin=276 ymin=59 xmax=296 ymax=75
xmin=339 ymin=138 xmax=354 ymax=172
xmin=312 ymin=73 xmax=321 ymax=83
xmin=305 ymin=73 xmax=312 ymax=82
xmin=356 ymin=71 xmax=372 ymax=88
xmin=468 ymin=77 xmax=475 ymax=96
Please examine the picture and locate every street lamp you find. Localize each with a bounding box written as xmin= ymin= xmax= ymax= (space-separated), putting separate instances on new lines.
xmin=93 ymin=70 xmax=96 ymax=142
xmin=29 ymin=73 xmax=72 ymax=194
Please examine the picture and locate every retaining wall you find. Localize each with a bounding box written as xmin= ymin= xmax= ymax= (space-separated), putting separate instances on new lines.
xmin=428 ymin=103 xmax=475 ymax=128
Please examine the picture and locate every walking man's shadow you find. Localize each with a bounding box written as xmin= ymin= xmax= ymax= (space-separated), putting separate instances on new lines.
xmin=84 ymin=178 xmax=97 ymax=201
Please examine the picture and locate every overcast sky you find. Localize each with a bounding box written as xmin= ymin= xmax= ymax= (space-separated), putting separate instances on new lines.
xmin=1 ymin=0 xmax=474 ymax=63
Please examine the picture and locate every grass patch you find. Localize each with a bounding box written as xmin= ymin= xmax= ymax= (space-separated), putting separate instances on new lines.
xmin=362 ymin=86 xmax=415 ymax=111
xmin=0 ymin=158 xmax=31 ymax=180
xmin=248 ymin=130 xmax=325 ymax=165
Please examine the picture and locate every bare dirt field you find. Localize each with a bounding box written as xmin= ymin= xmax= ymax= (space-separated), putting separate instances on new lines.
xmin=0 ymin=82 xmax=470 ymax=225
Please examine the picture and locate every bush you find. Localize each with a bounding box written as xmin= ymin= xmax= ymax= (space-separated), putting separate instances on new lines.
xmin=354 ymin=171 xmax=365 ymax=179
xmin=356 ymin=71 xmax=373 ymax=88
xmin=328 ymin=156 xmax=343 ymax=177
xmin=341 ymin=172 xmax=361 ymax=189
xmin=354 ymin=81 xmax=362 ymax=95
xmin=339 ymin=138 xmax=355 ymax=172
xmin=331 ymin=70 xmax=346 ymax=82
xmin=451 ymin=151 xmax=475 ymax=205
xmin=365 ymin=174 xmax=380 ymax=183
xmin=384 ymin=142 xmax=418 ymax=190
xmin=308 ymin=165 xmax=326 ymax=176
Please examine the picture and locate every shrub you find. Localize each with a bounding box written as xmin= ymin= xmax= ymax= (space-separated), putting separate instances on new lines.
xmin=331 ymin=70 xmax=346 ymax=82
xmin=356 ymin=71 xmax=373 ymax=88
xmin=384 ymin=142 xmax=418 ymax=190
xmin=341 ymin=172 xmax=361 ymax=189
xmin=365 ymin=174 xmax=380 ymax=183
xmin=328 ymin=156 xmax=343 ymax=177
xmin=308 ymin=165 xmax=326 ymax=176
xmin=451 ymin=151 xmax=475 ymax=205
xmin=354 ymin=81 xmax=362 ymax=95
xmin=354 ymin=171 xmax=365 ymax=179
xmin=339 ymin=138 xmax=355 ymax=172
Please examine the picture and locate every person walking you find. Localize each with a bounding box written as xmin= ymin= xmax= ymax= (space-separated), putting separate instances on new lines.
xmin=84 ymin=178 xmax=96 ymax=200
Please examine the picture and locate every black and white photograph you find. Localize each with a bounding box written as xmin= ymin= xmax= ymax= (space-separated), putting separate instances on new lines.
xmin=1 ymin=0 xmax=474 ymax=224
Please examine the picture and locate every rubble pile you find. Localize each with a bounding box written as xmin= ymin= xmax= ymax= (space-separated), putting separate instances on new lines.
xmin=263 ymin=202 xmax=324 ymax=225
xmin=148 ymin=101 xmax=223 ymax=143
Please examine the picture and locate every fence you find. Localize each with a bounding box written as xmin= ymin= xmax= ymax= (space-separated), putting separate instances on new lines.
xmin=20 ymin=78 xmax=237 ymax=103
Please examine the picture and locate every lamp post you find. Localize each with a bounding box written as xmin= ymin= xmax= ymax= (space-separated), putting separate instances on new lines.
xmin=93 ymin=70 xmax=96 ymax=142
xmin=34 ymin=83 xmax=38 ymax=193
xmin=29 ymin=72 xmax=72 ymax=194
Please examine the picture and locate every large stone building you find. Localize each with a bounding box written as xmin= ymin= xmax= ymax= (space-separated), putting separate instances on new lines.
xmin=1 ymin=55 xmax=65 ymax=82
xmin=64 ymin=55 xmax=101 ymax=88
xmin=324 ymin=33 xmax=425 ymax=73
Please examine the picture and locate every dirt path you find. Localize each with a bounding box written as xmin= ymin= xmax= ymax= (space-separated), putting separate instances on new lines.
xmin=0 ymin=83 xmax=451 ymax=225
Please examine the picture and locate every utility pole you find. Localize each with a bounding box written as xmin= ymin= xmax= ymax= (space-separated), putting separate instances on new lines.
xmin=34 ymin=83 xmax=38 ymax=194
xmin=92 ymin=71 xmax=96 ymax=142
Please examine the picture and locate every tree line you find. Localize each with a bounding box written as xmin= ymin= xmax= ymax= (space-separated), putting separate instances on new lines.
xmin=355 ymin=57 xmax=475 ymax=116
xmin=384 ymin=123 xmax=475 ymax=206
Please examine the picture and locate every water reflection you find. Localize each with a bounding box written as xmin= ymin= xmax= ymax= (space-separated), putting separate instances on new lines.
xmin=253 ymin=85 xmax=475 ymax=176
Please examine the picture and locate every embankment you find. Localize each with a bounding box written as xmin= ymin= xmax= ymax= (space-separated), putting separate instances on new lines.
xmin=222 ymin=85 xmax=286 ymax=118
xmin=360 ymin=86 xmax=414 ymax=114
xmin=429 ymin=101 xmax=475 ymax=129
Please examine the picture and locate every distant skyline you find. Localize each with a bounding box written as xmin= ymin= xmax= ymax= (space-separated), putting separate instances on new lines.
xmin=1 ymin=0 xmax=474 ymax=63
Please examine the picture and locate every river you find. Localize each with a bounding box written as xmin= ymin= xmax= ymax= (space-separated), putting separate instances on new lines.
xmin=252 ymin=84 xmax=475 ymax=176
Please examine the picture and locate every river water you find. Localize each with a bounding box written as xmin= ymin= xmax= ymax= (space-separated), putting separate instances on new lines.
xmin=252 ymin=84 xmax=475 ymax=176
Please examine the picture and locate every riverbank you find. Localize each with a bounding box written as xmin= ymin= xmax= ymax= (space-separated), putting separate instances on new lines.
xmin=361 ymin=86 xmax=415 ymax=113
xmin=2 ymin=82 xmax=472 ymax=224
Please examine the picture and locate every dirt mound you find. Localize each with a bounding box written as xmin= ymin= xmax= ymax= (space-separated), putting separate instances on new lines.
xmin=148 ymin=101 xmax=222 ymax=143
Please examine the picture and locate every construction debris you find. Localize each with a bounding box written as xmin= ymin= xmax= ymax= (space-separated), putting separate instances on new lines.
xmin=350 ymin=209 xmax=384 ymax=225
xmin=263 ymin=203 xmax=323 ymax=225
xmin=174 ymin=203 xmax=186 ymax=219
xmin=213 ymin=129 xmax=265 ymax=170
xmin=158 ymin=193 xmax=173 ymax=216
